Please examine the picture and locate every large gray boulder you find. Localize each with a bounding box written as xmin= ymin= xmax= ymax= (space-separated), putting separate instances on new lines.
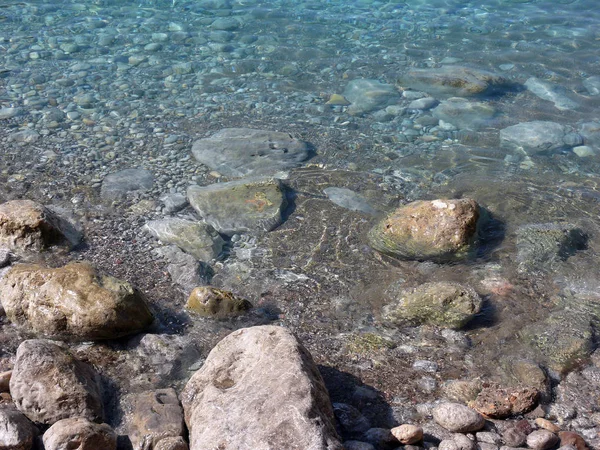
xmin=180 ymin=326 xmax=343 ymax=450
xmin=191 ymin=128 xmax=311 ymax=178
xmin=0 ymin=261 xmax=153 ymax=341
xmin=10 ymin=340 xmax=104 ymax=425
xmin=187 ymin=177 xmax=287 ymax=236
xmin=143 ymin=218 xmax=225 ymax=261
xmin=0 ymin=199 xmax=80 ymax=252
xmin=43 ymin=418 xmax=117 ymax=450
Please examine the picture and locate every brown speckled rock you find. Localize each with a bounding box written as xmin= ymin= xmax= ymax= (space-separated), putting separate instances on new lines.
xmin=368 ymin=199 xmax=480 ymax=261
xmin=186 ymin=286 xmax=252 ymax=318
xmin=0 ymin=261 xmax=153 ymax=341
xmin=181 ymin=325 xmax=342 ymax=450
xmin=471 ymin=385 xmax=539 ymax=418
xmin=558 ymin=431 xmax=588 ymax=450
xmin=42 ymin=418 xmax=116 ymax=450
xmin=10 ymin=340 xmax=104 ymax=425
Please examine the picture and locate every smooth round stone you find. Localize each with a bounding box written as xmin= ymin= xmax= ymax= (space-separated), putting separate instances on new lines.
xmin=573 ymin=146 xmax=597 ymax=157
xmin=408 ymin=97 xmax=438 ymax=110
xmin=390 ymin=424 xmax=423 ymax=444
xmin=527 ymin=430 xmax=559 ymax=450
xmin=432 ymin=403 xmax=485 ymax=433
xmin=211 ymin=17 xmax=240 ymax=31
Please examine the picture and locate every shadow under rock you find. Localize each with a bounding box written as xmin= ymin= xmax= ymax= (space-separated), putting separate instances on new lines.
xmin=475 ymin=206 xmax=506 ymax=260
xmin=462 ymin=294 xmax=498 ymax=331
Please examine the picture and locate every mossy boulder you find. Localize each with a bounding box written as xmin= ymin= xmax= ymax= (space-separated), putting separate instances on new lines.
xmin=383 ymin=281 xmax=483 ymax=329
xmin=186 ymin=286 xmax=252 ymax=318
xmin=368 ymin=199 xmax=480 ymax=261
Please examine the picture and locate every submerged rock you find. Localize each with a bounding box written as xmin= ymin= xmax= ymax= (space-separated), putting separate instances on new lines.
xmin=471 ymin=385 xmax=539 ymax=418
xmin=144 ymin=218 xmax=225 ymax=261
xmin=43 ymin=418 xmax=117 ymax=450
xmin=0 ymin=261 xmax=153 ymax=341
xmin=500 ymin=121 xmax=568 ymax=155
xmin=516 ymin=223 xmax=587 ymax=274
xmin=368 ymin=199 xmax=480 ymax=261
xmin=191 ymin=128 xmax=311 ymax=178
xmin=10 ymin=340 xmax=104 ymax=425
xmin=187 ymin=177 xmax=287 ymax=236
xmin=0 ymin=199 xmax=80 ymax=252
xmin=323 ymin=187 xmax=377 ymax=214
xmin=100 ymin=168 xmax=154 ymax=201
xmin=431 ymin=97 xmax=496 ymax=130
xmin=154 ymin=245 xmax=213 ymax=295
xmin=525 ymin=77 xmax=579 ymax=111
xmin=343 ymin=79 xmax=400 ymax=115
xmin=181 ymin=325 xmax=343 ymax=450
xmin=583 ymin=76 xmax=600 ymax=96
xmin=398 ymin=66 xmax=512 ymax=98
xmin=383 ymin=281 xmax=482 ymax=329
xmin=186 ymin=286 xmax=252 ymax=318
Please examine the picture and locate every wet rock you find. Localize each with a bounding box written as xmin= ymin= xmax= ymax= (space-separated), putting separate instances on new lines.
xmin=8 ymin=130 xmax=39 ymax=143
xmin=0 ymin=200 xmax=80 ymax=252
xmin=323 ymin=187 xmax=377 ymax=215
xmin=368 ymin=199 xmax=480 ymax=261
xmin=432 ymin=403 xmax=486 ymax=433
xmin=471 ymin=385 xmax=539 ymax=418
xmin=186 ymin=286 xmax=252 ymax=318
xmin=520 ymin=310 xmax=593 ymax=373
xmin=583 ymin=76 xmax=600 ymax=96
xmin=516 ymin=223 xmax=587 ymax=273
xmin=398 ymin=66 xmax=512 ymax=98
xmin=124 ymin=389 xmax=185 ymax=450
xmin=527 ymin=430 xmax=559 ymax=450
xmin=0 ymin=408 xmax=38 ymax=450
xmin=10 ymin=340 xmax=103 ymax=425
xmin=144 ymin=218 xmax=225 ymax=261
xmin=100 ymin=168 xmax=154 ymax=201
xmin=0 ymin=261 xmax=153 ymax=341
xmin=343 ymin=79 xmax=400 ymax=115
xmin=160 ymin=193 xmax=188 ymax=214
xmin=579 ymin=121 xmax=600 ymax=148
xmin=154 ymin=245 xmax=213 ymax=295
xmin=333 ymin=403 xmax=370 ymax=436
xmin=525 ymin=78 xmax=579 ymax=111
xmin=180 ymin=325 xmax=342 ymax=450
xmin=0 ymin=107 xmax=22 ymax=120
xmin=187 ymin=177 xmax=287 ymax=236
xmin=191 ymin=128 xmax=311 ymax=178
xmin=432 ymin=97 xmax=496 ymax=130
xmin=408 ymin=97 xmax=438 ymax=110
xmin=502 ymin=427 xmax=527 ymax=447
xmin=390 ymin=424 xmax=423 ymax=444
xmin=42 ymin=417 xmax=116 ymax=450
xmin=383 ymin=281 xmax=482 ymax=329
xmin=443 ymin=380 xmax=482 ymax=403
xmin=558 ymin=431 xmax=588 ymax=450
xmin=154 ymin=437 xmax=189 ymax=450
xmin=500 ymin=121 xmax=567 ymax=155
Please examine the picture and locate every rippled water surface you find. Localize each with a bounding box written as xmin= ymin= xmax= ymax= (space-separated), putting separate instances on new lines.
xmin=3 ymin=0 xmax=600 ymax=432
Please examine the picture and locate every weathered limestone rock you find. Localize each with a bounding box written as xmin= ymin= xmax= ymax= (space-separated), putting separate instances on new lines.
xmin=42 ymin=417 xmax=117 ymax=450
xmin=124 ymin=389 xmax=186 ymax=450
xmin=10 ymin=340 xmax=104 ymax=425
xmin=432 ymin=403 xmax=485 ymax=433
xmin=181 ymin=326 xmax=342 ymax=450
xmin=470 ymin=385 xmax=539 ymax=418
xmin=186 ymin=286 xmax=252 ymax=318
xmin=398 ymin=66 xmax=512 ymax=98
xmin=0 ymin=408 xmax=38 ymax=450
xmin=368 ymin=199 xmax=480 ymax=261
xmin=0 ymin=262 xmax=153 ymax=341
xmin=187 ymin=177 xmax=287 ymax=236
xmin=191 ymin=128 xmax=311 ymax=178
xmin=383 ymin=281 xmax=482 ymax=329
xmin=0 ymin=200 xmax=79 ymax=252
xmin=143 ymin=218 xmax=225 ymax=261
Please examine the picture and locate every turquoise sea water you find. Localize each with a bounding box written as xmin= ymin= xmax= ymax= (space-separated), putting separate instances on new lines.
xmin=3 ymin=0 xmax=600 ymax=428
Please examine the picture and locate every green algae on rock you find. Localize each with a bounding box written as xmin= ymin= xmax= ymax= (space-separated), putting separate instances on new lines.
xmin=186 ymin=286 xmax=252 ymax=318
xmin=368 ymin=199 xmax=480 ymax=261
xmin=383 ymin=281 xmax=483 ymax=329
xmin=0 ymin=261 xmax=154 ymax=341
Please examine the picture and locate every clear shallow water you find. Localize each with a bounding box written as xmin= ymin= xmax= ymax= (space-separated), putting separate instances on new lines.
xmin=3 ymin=0 xmax=600 ymax=425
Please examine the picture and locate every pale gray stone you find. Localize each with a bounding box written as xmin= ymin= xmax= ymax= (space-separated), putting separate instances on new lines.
xmin=432 ymin=97 xmax=496 ymax=130
xmin=323 ymin=187 xmax=377 ymax=214
xmin=500 ymin=121 xmax=567 ymax=155
xmin=525 ymin=77 xmax=579 ymax=110
xmin=191 ymin=128 xmax=311 ymax=178
xmin=583 ymin=76 xmax=600 ymax=96
xmin=160 ymin=193 xmax=188 ymax=214
xmin=187 ymin=177 xmax=287 ymax=236
xmin=10 ymin=340 xmax=104 ymax=425
xmin=343 ymin=79 xmax=400 ymax=115
xmin=154 ymin=245 xmax=212 ymax=294
xmin=0 ymin=107 xmax=22 ymax=119
xmin=43 ymin=417 xmax=116 ymax=450
xmin=181 ymin=326 xmax=342 ymax=450
xmin=408 ymin=97 xmax=438 ymax=110
xmin=144 ymin=218 xmax=224 ymax=261
xmin=526 ymin=430 xmax=559 ymax=450
xmin=0 ymin=408 xmax=37 ymax=450
xmin=432 ymin=403 xmax=485 ymax=433
xmin=100 ymin=168 xmax=154 ymax=201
